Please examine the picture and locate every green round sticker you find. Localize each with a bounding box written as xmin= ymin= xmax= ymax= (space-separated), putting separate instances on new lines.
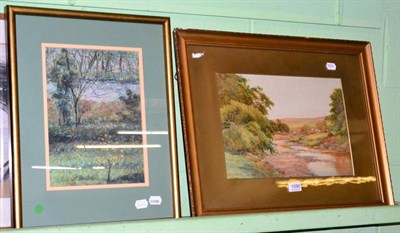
xmin=34 ymin=204 xmax=44 ymax=214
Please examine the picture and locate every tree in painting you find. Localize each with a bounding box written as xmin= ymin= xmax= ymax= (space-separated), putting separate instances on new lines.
xmin=46 ymin=48 xmax=140 ymax=127
xmin=327 ymin=88 xmax=348 ymax=139
xmin=45 ymin=46 xmax=145 ymax=188
xmin=217 ymin=73 xmax=275 ymax=157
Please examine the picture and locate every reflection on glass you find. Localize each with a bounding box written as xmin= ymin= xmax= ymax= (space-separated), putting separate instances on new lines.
xmin=118 ymin=130 xmax=168 ymax=135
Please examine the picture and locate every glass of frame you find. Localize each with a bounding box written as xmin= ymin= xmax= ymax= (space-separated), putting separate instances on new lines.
xmin=8 ymin=6 xmax=179 ymax=227
xmin=174 ymin=29 xmax=394 ymax=216
xmin=1 ymin=13 xmax=13 ymax=229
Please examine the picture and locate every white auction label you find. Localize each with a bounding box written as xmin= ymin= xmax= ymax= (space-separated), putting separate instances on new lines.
xmin=288 ymin=182 xmax=302 ymax=192
xmin=192 ymin=52 xmax=205 ymax=58
xmin=135 ymin=199 xmax=149 ymax=209
xmin=149 ymin=196 xmax=162 ymax=205
xmin=326 ymin=62 xmax=337 ymax=71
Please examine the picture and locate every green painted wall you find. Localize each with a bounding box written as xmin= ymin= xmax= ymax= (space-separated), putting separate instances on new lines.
xmin=1 ymin=0 xmax=399 ymax=232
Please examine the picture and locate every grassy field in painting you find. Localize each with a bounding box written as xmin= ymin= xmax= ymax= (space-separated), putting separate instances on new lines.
xmin=49 ymin=147 xmax=144 ymax=186
xmin=47 ymin=98 xmax=145 ymax=187
xmin=225 ymin=152 xmax=279 ymax=179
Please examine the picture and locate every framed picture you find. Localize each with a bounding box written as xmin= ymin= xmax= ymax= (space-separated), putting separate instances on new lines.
xmin=8 ymin=6 xmax=180 ymax=227
xmin=1 ymin=13 xmax=13 ymax=229
xmin=174 ymin=29 xmax=394 ymax=216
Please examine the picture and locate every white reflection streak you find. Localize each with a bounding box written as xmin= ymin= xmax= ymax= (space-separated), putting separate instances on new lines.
xmin=32 ymin=166 xmax=81 ymax=170
xmin=32 ymin=166 xmax=106 ymax=170
xmin=117 ymin=131 xmax=168 ymax=135
xmin=76 ymin=144 xmax=161 ymax=149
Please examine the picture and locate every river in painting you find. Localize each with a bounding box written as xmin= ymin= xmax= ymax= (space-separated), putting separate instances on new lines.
xmin=262 ymin=133 xmax=353 ymax=178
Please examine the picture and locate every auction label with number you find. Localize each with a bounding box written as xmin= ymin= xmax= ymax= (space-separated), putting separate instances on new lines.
xmin=288 ymin=182 xmax=302 ymax=192
xmin=135 ymin=199 xmax=149 ymax=209
xmin=149 ymin=196 xmax=162 ymax=205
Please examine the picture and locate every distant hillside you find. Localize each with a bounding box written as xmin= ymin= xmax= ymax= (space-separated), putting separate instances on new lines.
xmin=276 ymin=116 xmax=327 ymax=130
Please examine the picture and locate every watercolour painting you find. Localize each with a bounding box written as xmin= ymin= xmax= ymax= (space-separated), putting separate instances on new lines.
xmin=42 ymin=44 xmax=148 ymax=191
xmin=0 ymin=14 xmax=12 ymax=228
xmin=9 ymin=6 xmax=179 ymax=227
xmin=217 ymin=73 xmax=354 ymax=179
xmin=174 ymin=27 xmax=393 ymax=217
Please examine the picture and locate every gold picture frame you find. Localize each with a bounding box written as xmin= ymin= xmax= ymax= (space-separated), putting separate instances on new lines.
xmin=174 ymin=28 xmax=394 ymax=216
xmin=8 ymin=6 xmax=180 ymax=227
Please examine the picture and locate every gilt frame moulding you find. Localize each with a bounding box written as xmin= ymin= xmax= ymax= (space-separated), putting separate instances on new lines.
xmin=7 ymin=5 xmax=180 ymax=228
xmin=174 ymin=28 xmax=394 ymax=217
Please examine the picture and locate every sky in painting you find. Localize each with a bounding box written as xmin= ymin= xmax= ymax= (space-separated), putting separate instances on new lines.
xmin=243 ymin=74 xmax=343 ymax=120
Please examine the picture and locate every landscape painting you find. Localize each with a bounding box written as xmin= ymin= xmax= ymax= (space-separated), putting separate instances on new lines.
xmin=42 ymin=44 xmax=149 ymax=190
xmin=0 ymin=14 xmax=12 ymax=228
xmin=217 ymin=73 xmax=354 ymax=179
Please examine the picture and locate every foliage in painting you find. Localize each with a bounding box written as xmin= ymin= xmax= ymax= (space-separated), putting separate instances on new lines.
xmin=218 ymin=74 xmax=352 ymax=179
xmin=217 ymin=73 xmax=275 ymax=156
xmin=327 ymin=88 xmax=348 ymax=139
xmin=45 ymin=46 xmax=145 ymax=187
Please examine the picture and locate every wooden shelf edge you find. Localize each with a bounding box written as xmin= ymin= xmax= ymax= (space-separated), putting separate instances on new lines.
xmin=2 ymin=205 xmax=399 ymax=232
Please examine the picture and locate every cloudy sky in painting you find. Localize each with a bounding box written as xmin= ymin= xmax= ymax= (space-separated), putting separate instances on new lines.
xmin=242 ymin=74 xmax=343 ymax=120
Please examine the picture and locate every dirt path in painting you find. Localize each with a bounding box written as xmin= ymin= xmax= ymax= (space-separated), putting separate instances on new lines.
xmin=262 ymin=134 xmax=352 ymax=177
